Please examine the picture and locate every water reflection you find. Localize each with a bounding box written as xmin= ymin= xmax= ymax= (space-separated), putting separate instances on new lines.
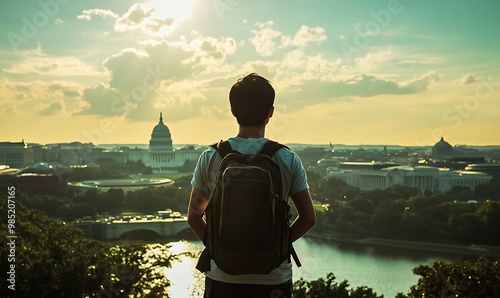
xmin=157 ymin=237 xmax=448 ymax=298
xmin=159 ymin=240 xmax=205 ymax=298
xmin=292 ymin=238 xmax=445 ymax=297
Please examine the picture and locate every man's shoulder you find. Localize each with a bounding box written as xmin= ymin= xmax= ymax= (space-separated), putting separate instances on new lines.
xmin=197 ymin=145 xmax=218 ymax=163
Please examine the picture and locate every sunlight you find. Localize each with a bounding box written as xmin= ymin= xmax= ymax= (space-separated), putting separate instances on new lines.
xmin=148 ymin=0 xmax=196 ymax=25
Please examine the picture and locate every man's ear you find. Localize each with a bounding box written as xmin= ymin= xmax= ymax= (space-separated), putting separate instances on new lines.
xmin=263 ymin=106 xmax=274 ymax=125
xmin=268 ymin=106 xmax=274 ymax=118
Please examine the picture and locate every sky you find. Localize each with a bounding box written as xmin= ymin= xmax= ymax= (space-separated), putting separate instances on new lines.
xmin=1 ymin=0 xmax=499 ymax=147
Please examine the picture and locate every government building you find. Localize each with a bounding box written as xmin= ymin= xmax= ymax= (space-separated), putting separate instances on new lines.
xmin=140 ymin=113 xmax=200 ymax=172
xmin=0 ymin=113 xmax=202 ymax=173
xmin=103 ymin=112 xmax=201 ymax=173
xmin=325 ymin=137 xmax=495 ymax=195
xmin=328 ymin=163 xmax=492 ymax=195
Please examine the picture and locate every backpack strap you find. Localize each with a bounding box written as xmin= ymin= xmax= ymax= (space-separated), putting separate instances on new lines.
xmin=259 ymin=140 xmax=289 ymax=157
xmin=260 ymin=140 xmax=302 ymax=268
xmin=211 ymin=140 xmax=235 ymax=158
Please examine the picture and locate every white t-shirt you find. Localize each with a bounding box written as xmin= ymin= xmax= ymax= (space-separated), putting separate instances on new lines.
xmin=191 ymin=137 xmax=309 ymax=285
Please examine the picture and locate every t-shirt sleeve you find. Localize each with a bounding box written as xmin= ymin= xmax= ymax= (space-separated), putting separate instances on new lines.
xmin=191 ymin=148 xmax=213 ymax=195
xmin=289 ymin=152 xmax=309 ymax=196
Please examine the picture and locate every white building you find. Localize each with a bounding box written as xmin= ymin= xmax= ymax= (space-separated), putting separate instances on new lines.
xmin=328 ymin=165 xmax=492 ymax=194
xmin=143 ymin=113 xmax=201 ymax=173
xmin=437 ymin=169 xmax=493 ymax=193
xmin=0 ymin=140 xmax=34 ymax=168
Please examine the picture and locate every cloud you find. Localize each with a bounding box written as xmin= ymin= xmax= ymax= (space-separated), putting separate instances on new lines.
xmin=78 ymin=4 xmax=178 ymax=37
xmin=3 ymin=106 xmax=18 ymax=115
xmin=2 ymin=47 xmax=101 ymax=77
xmin=279 ymin=71 xmax=440 ymax=109
xmin=455 ymin=73 xmax=478 ymax=85
xmin=115 ymin=4 xmax=154 ymax=28
xmin=77 ymin=9 xmax=119 ymax=20
xmin=188 ymin=36 xmax=237 ymax=71
xmin=80 ymin=83 xmax=121 ymax=116
xmin=250 ymin=23 xmax=328 ymax=57
xmin=292 ymin=25 xmax=327 ymax=47
xmin=114 ymin=3 xmax=174 ymax=36
xmin=400 ymin=70 xmax=440 ymax=92
xmin=80 ymin=36 xmax=236 ymax=121
xmin=36 ymin=101 xmax=64 ymax=116
xmin=353 ymin=48 xmax=394 ymax=73
xmin=0 ymin=78 xmax=86 ymax=115
xmin=251 ymin=21 xmax=283 ymax=57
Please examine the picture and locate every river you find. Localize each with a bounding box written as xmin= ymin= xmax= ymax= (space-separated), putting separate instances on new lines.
xmin=159 ymin=237 xmax=451 ymax=298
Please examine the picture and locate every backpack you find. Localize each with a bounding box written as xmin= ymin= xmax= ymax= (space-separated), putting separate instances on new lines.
xmin=204 ymin=140 xmax=300 ymax=275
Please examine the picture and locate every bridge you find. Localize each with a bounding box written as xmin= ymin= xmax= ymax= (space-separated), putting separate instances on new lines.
xmin=72 ymin=218 xmax=192 ymax=240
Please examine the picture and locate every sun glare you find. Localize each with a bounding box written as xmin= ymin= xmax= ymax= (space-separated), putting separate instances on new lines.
xmin=148 ymin=0 xmax=196 ymax=24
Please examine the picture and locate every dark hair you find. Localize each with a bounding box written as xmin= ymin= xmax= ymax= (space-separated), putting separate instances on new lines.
xmin=229 ymin=73 xmax=275 ymax=126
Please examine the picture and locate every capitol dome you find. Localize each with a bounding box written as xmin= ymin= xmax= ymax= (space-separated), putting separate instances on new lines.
xmin=149 ymin=113 xmax=173 ymax=152
xmin=432 ymin=137 xmax=453 ymax=157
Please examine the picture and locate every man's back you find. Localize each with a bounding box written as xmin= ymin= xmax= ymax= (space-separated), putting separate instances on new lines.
xmin=187 ymin=73 xmax=315 ymax=298
xmin=191 ymin=137 xmax=308 ymax=284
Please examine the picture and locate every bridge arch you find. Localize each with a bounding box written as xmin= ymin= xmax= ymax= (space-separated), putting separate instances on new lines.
xmin=119 ymin=229 xmax=160 ymax=240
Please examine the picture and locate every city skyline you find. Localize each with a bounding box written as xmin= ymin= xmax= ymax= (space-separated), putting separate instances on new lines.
xmin=1 ymin=0 xmax=499 ymax=146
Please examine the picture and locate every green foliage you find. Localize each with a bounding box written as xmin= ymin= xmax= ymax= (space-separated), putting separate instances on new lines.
xmin=313 ymin=177 xmax=348 ymax=202
xmin=397 ymin=257 xmax=500 ymax=298
xmin=67 ymin=158 xmax=153 ymax=181
xmin=20 ymin=169 xmax=500 ymax=246
xmin=0 ymin=202 xmax=181 ymax=297
xmin=179 ymin=159 xmax=197 ymax=173
xmin=370 ymin=208 xmax=402 ymax=237
xmin=293 ymin=273 xmax=383 ymax=298
xmin=475 ymin=178 xmax=500 ymax=200
xmin=306 ymin=173 xmax=500 ymax=245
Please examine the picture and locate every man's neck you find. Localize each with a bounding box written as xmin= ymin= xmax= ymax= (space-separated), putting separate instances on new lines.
xmin=236 ymin=126 xmax=265 ymax=138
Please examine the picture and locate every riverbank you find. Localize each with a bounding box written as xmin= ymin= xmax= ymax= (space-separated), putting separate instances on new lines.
xmin=304 ymin=231 xmax=500 ymax=258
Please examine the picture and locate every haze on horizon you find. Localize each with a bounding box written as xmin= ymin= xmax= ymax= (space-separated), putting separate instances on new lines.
xmin=1 ymin=0 xmax=499 ymax=147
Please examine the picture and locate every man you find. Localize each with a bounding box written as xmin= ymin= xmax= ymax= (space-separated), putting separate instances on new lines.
xmin=188 ymin=73 xmax=316 ymax=298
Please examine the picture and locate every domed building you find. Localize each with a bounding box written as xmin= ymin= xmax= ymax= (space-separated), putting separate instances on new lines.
xmin=150 ymin=112 xmax=173 ymax=152
xmin=87 ymin=112 xmax=201 ymax=173
xmin=146 ymin=113 xmax=178 ymax=172
xmin=432 ymin=137 xmax=453 ymax=158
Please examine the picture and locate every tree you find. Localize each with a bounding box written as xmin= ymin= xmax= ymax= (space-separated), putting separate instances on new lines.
xmin=391 ymin=185 xmax=419 ymax=200
xmin=475 ymin=201 xmax=500 ymax=245
xmin=105 ymin=188 xmax=126 ymax=213
xmin=0 ymin=202 xmax=182 ymax=297
xmin=370 ymin=209 xmax=402 ymax=237
xmin=397 ymin=257 xmax=500 ymax=298
xmin=179 ymin=159 xmax=197 ymax=173
xmin=475 ymin=178 xmax=500 ymax=200
xmin=315 ymin=177 xmax=348 ymax=203
xmin=348 ymin=197 xmax=375 ymax=214
xmin=293 ymin=273 xmax=382 ymax=298
xmin=406 ymin=195 xmax=441 ymax=212
xmin=339 ymin=186 xmax=361 ymax=201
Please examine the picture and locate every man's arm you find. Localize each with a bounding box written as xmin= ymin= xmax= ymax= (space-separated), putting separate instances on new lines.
xmin=187 ymin=187 xmax=209 ymax=242
xmin=290 ymin=188 xmax=316 ymax=243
